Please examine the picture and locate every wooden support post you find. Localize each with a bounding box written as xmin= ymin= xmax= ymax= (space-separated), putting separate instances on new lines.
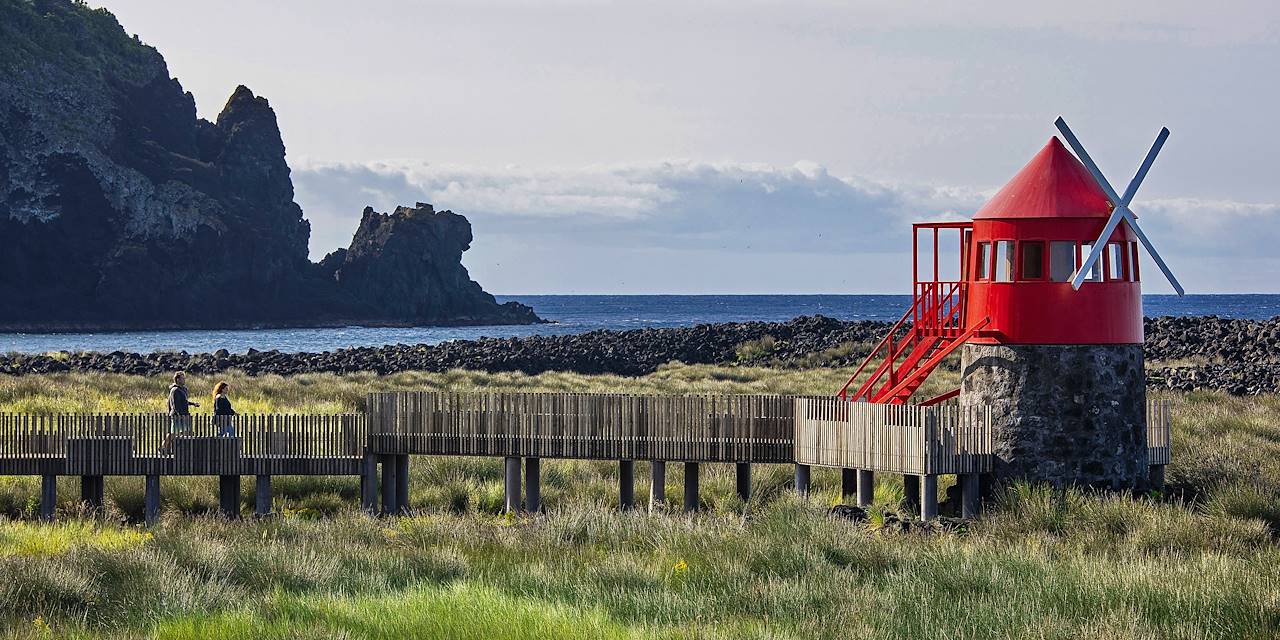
xmin=80 ymin=475 xmax=104 ymax=510
xmin=649 ymin=460 xmax=666 ymax=511
xmin=841 ymin=468 xmax=857 ymax=503
xmin=921 ymin=475 xmax=938 ymax=521
xmin=794 ymin=464 xmax=811 ymax=497
xmin=395 ymin=455 xmax=410 ymax=514
xmin=857 ymin=470 xmax=874 ymax=507
xmin=619 ymin=460 xmax=635 ymax=511
xmin=144 ymin=475 xmax=161 ymax=526
xmin=903 ymin=474 xmax=921 ymax=513
xmin=960 ymin=473 xmax=980 ymax=520
xmin=683 ymin=462 xmax=700 ymax=513
xmin=218 ymin=475 xmax=240 ymax=519
xmin=380 ymin=455 xmax=398 ymax=516
xmin=735 ymin=462 xmax=751 ymax=502
xmin=1149 ymin=464 xmax=1166 ymax=491
xmin=360 ymin=453 xmax=378 ymax=514
xmin=504 ymin=456 xmax=522 ymax=513
xmin=525 ymin=457 xmax=542 ymax=513
xmin=40 ymin=474 xmax=57 ymax=521
xmin=255 ymin=475 xmax=272 ymax=517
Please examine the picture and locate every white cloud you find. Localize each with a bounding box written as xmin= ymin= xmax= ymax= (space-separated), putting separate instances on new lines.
xmin=1141 ymin=198 xmax=1280 ymax=256
xmin=293 ymin=160 xmax=947 ymax=256
xmin=292 ymin=160 xmax=1280 ymax=293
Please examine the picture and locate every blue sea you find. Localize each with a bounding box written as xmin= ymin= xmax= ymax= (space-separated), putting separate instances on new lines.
xmin=0 ymin=294 xmax=1275 ymax=355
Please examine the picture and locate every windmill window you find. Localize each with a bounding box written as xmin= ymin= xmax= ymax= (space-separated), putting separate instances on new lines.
xmin=976 ymin=242 xmax=991 ymax=280
xmin=994 ymin=240 xmax=1014 ymax=282
xmin=963 ymin=230 xmax=973 ymax=278
xmin=1020 ymin=241 xmax=1044 ymax=280
xmin=1049 ymin=241 xmax=1075 ymax=282
xmin=1129 ymin=241 xmax=1141 ymax=281
xmin=1107 ymin=242 xmax=1125 ymax=281
xmin=1079 ymin=242 xmax=1102 ymax=281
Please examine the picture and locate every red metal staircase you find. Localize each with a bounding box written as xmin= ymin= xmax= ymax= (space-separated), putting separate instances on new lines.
xmin=837 ymin=223 xmax=988 ymax=405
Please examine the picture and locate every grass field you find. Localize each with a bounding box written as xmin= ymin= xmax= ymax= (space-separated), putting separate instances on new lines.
xmin=0 ymin=366 xmax=1278 ymax=639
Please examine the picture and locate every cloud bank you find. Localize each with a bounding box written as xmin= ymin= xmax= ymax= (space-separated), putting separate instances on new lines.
xmin=293 ymin=160 xmax=1279 ymax=294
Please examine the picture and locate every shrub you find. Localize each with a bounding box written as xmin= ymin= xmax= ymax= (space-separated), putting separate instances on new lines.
xmin=735 ymin=336 xmax=777 ymax=362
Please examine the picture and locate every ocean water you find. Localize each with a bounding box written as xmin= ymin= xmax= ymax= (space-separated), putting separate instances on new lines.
xmin=0 ymin=294 xmax=1274 ymax=355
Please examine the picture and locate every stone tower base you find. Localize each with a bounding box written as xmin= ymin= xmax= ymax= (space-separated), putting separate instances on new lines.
xmin=959 ymin=343 xmax=1148 ymax=490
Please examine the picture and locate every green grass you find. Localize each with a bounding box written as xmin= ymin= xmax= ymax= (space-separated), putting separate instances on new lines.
xmin=0 ymin=520 xmax=149 ymax=558
xmin=0 ymin=366 xmax=1277 ymax=638
xmin=0 ymin=493 xmax=1277 ymax=639
xmin=734 ymin=335 xmax=778 ymax=361
xmin=151 ymin=583 xmax=638 ymax=640
xmin=0 ymin=361 xmax=958 ymax=415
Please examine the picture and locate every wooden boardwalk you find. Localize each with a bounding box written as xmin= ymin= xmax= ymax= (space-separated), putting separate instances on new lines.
xmin=0 ymin=413 xmax=366 ymax=476
xmin=0 ymin=394 xmax=1175 ymax=477
xmin=0 ymin=392 xmax=1175 ymax=521
xmin=793 ymin=397 xmax=1172 ymax=474
xmin=793 ymin=399 xmax=993 ymax=474
xmin=366 ymin=392 xmax=796 ymax=462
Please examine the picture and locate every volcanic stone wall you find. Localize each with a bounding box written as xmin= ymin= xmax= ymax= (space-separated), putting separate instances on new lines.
xmin=959 ymin=344 xmax=1149 ymax=490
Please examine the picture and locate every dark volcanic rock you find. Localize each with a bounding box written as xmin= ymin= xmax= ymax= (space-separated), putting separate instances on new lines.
xmin=1143 ymin=316 xmax=1280 ymax=395
xmin=0 ymin=313 xmax=1276 ymax=396
xmin=0 ymin=315 xmax=884 ymax=378
xmin=323 ymin=203 xmax=537 ymax=325
xmin=0 ymin=0 xmax=537 ymax=330
xmin=960 ymin=343 xmax=1149 ymax=490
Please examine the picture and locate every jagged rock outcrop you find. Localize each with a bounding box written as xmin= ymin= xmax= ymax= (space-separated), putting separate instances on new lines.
xmin=0 ymin=0 xmax=538 ymax=329
xmin=320 ymin=203 xmax=537 ymax=325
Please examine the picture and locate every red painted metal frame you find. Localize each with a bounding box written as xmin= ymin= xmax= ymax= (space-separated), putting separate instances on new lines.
xmin=836 ymin=222 xmax=980 ymax=403
xmin=965 ymin=218 xmax=1142 ymax=345
xmin=837 ymin=137 xmax=1151 ymax=402
xmin=921 ymin=388 xmax=960 ymax=406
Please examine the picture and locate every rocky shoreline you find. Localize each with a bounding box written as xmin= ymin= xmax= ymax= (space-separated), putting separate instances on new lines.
xmin=2 ymin=315 xmax=1277 ymax=394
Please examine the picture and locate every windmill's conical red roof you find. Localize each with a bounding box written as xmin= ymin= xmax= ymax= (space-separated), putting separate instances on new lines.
xmin=974 ymin=137 xmax=1114 ymax=220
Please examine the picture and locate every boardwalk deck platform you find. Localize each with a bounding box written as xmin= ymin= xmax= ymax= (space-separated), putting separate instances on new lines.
xmin=0 ymin=393 xmax=1174 ymax=521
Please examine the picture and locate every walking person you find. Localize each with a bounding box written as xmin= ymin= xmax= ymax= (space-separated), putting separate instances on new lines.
xmin=212 ymin=381 xmax=237 ymax=437
xmin=161 ymin=372 xmax=199 ymax=454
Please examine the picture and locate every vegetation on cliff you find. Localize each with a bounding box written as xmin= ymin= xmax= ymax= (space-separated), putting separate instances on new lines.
xmin=0 ymin=0 xmax=538 ymax=329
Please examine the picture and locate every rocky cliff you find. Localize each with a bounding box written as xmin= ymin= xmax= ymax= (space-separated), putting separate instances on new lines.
xmin=0 ymin=0 xmax=538 ymax=329
xmin=319 ymin=203 xmax=534 ymax=325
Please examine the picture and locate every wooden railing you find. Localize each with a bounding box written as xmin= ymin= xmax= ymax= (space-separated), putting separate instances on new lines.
xmin=794 ymin=398 xmax=992 ymax=474
xmin=797 ymin=397 xmax=1175 ymax=475
xmin=0 ymin=413 xmax=366 ymax=476
xmin=0 ymin=394 xmax=1176 ymax=477
xmin=1147 ymin=399 xmax=1172 ymax=466
xmin=367 ymin=392 xmax=797 ymax=462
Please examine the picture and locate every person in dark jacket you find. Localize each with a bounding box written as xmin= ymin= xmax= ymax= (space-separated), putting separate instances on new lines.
xmin=162 ymin=371 xmax=199 ymax=454
xmin=212 ymin=381 xmax=237 ymax=437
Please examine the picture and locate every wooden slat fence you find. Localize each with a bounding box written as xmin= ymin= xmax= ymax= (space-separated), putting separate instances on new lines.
xmin=0 ymin=394 xmax=1174 ymax=477
xmin=0 ymin=413 xmax=365 ymax=476
xmin=794 ymin=398 xmax=993 ymax=474
xmin=1146 ymin=399 xmax=1172 ymax=466
xmin=367 ymin=392 xmax=797 ymax=462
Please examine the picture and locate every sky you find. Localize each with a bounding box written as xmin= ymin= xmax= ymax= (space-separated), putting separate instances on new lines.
xmin=98 ymin=0 xmax=1280 ymax=294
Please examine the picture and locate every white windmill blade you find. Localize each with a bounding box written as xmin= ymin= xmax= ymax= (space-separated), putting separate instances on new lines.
xmin=1118 ymin=207 xmax=1186 ymax=296
xmin=1054 ymin=117 xmax=1125 ymax=204
xmin=1064 ymin=126 xmax=1165 ymax=291
xmin=1055 ymin=117 xmax=1128 ymax=290
xmin=1071 ymin=213 xmax=1123 ymax=290
xmin=1121 ymin=127 xmax=1169 ymax=205
xmin=1054 ymin=117 xmax=1185 ymax=296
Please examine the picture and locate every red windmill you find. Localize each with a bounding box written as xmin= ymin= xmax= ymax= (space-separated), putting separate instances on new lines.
xmin=837 ymin=117 xmax=1184 ymax=405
